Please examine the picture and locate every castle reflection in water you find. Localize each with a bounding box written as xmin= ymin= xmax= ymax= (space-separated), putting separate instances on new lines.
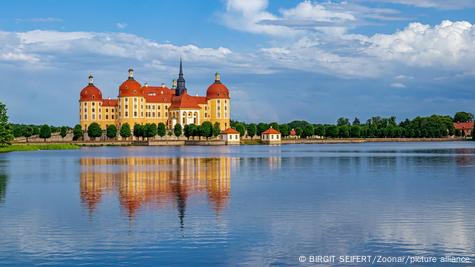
xmin=79 ymin=157 xmax=234 ymax=223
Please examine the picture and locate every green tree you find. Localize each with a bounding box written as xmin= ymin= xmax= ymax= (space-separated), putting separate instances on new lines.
xmin=279 ymin=124 xmax=290 ymax=137
xmin=212 ymin=122 xmax=221 ymax=137
xmin=235 ymin=123 xmax=246 ymax=137
xmin=314 ymin=125 xmax=325 ymax=137
xmin=257 ymin=123 xmax=268 ymax=136
xmin=133 ymin=124 xmax=144 ymax=140
xmin=60 ymin=126 xmax=68 ymax=140
xmin=73 ymin=124 xmax=83 ymax=141
xmin=325 ymin=125 xmax=338 ymax=138
xmin=269 ymin=122 xmax=279 ymax=130
xmin=23 ymin=126 xmax=34 ymax=142
xmin=106 ymin=124 xmax=117 ymax=139
xmin=352 ymin=117 xmax=361 ymax=125
xmin=194 ymin=125 xmax=203 ymax=139
xmin=350 ymin=125 xmax=361 ymax=138
xmin=143 ymin=123 xmax=157 ymax=140
xmin=0 ymin=102 xmax=13 ymax=145
xmin=338 ymin=126 xmax=350 ymax=138
xmin=174 ymin=124 xmax=182 ymax=138
xmin=303 ymin=125 xmax=314 ymax=138
xmin=200 ymin=121 xmax=213 ymax=139
xmin=39 ymin=124 xmax=52 ymax=141
xmin=120 ymin=123 xmax=132 ymax=140
xmin=157 ymin=123 xmax=166 ymax=138
xmin=87 ymin=122 xmax=102 ymax=140
xmin=454 ymin=111 xmax=474 ymax=123
xmin=247 ymin=123 xmax=257 ymax=139
xmin=295 ymin=127 xmax=303 ymax=137
xmin=337 ymin=117 xmax=350 ymax=126
xmin=183 ymin=124 xmax=195 ymax=140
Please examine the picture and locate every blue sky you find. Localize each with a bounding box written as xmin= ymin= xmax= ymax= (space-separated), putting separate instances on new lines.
xmin=1 ymin=0 xmax=475 ymax=125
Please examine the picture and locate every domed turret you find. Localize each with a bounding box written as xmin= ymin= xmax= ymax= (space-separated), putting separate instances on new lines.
xmin=206 ymin=72 xmax=229 ymax=99
xmin=80 ymin=74 xmax=103 ymax=101
xmin=119 ymin=68 xmax=142 ymax=97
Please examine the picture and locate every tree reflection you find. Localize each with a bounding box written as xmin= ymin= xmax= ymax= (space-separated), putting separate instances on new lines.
xmin=0 ymin=160 xmax=7 ymax=204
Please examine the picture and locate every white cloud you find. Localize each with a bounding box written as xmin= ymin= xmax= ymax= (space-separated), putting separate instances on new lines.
xmin=390 ymin=82 xmax=407 ymax=88
xmin=366 ymin=20 xmax=475 ymax=71
xmin=362 ymin=0 xmax=475 ymax=9
xmin=116 ymin=22 xmax=128 ymax=29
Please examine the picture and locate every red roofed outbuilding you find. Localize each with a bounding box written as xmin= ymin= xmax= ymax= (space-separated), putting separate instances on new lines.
xmin=220 ymin=128 xmax=240 ymax=145
xmin=454 ymin=122 xmax=474 ymax=137
xmin=261 ymin=126 xmax=281 ymax=144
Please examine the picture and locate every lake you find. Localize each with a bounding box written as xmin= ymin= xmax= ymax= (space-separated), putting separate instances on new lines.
xmin=0 ymin=142 xmax=474 ymax=266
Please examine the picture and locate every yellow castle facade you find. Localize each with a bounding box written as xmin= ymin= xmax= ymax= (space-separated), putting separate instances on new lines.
xmin=79 ymin=60 xmax=231 ymax=132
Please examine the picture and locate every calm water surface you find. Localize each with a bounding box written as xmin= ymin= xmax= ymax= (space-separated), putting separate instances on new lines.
xmin=0 ymin=142 xmax=474 ymax=266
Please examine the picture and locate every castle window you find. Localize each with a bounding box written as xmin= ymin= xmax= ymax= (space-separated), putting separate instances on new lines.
xmin=158 ymin=106 xmax=161 ymax=110
xmin=225 ymin=112 xmax=227 ymax=117
xmin=125 ymin=111 xmax=128 ymax=117
xmin=134 ymin=98 xmax=137 ymax=102
xmin=84 ymin=108 xmax=87 ymax=112
xmin=217 ymin=100 xmax=220 ymax=104
xmin=217 ymin=106 xmax=220 ymax=110
xmin=125 ymin=105 xmax=128 ymax=109
xmin=134 ymin=112 xmax=137 ymax=117
xmin=92 ymin=115 xmax=95 ymax=120
xmin=92 ymin=108 xmax=95 ymax=112
xmin=165 ymin=106 xmax=168 ymax=110
xmin=125 ymin=98 xmax=128 ymax=102
xmin=106 ymin=108 xmax=109 ymax=112
xmin=106 ymin=115 xmax=108 ymax=120
xmin=99 ymin=115 xmax=101 ymax=120
xmin=152 ymin=112 xmax=155 ymax=117
xmin=225 ymin=106 xmax=227 ymax=110
xmin=141 ymin=105 xmax=143 ymax=109
xmin=217 ymin=112 xmax=220 ymax=118
xmin=158 ymin=112 xmax=160 ymax=117
xmin=112 ymin=115 xmax=114 ymax=119
xmin=92 ymin=102 xmax=95 ymax=106
xmin=84 ymin=114 xmax=87 ymax=120
xmin=84 ymin=102 xmax=87 ymax=106
xmin=141 ymin=112 xmax=143 ymax=117
xmin=205 ymin=113 xmax=207 ymax=117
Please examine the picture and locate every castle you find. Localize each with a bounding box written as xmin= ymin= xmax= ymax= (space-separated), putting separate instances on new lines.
xmin=79 ymin=60 xmax=230 ymax=133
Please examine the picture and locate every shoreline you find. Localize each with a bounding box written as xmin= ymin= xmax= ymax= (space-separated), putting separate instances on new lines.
xmin=9 ymin=137 xmax=470 ymax=147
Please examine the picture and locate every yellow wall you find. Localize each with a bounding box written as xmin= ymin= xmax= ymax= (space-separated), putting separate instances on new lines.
xmin=208 ymin=98 xmax=230 ymax=130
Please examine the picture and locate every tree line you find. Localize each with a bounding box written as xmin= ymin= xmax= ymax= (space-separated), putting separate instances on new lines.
xmin=230 ymin=111 xmax=474 ymax=139
xmin=70 ymin=121 xmax=223 ymax=141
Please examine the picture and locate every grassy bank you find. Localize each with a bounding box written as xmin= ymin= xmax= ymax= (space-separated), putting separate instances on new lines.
xmin=0 ymin=144 xmax=80 ymax=153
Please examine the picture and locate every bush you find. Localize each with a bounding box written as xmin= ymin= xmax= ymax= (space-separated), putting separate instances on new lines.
xmin=39 ymin=124 xmax=52 ymax=141
xmin=106 ymin=125 xmax=117 ymax=139
xmin=120 ymin=123 xmax=132 ymax=140
xmin=87 ymin=123 xmax=102 ymax=140
xmin=73 ymin=124 xmax=83 ymax=141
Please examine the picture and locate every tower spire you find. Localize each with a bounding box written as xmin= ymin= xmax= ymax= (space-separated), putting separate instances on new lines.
xmin=175 ymin=58 xmax=187 ymax=96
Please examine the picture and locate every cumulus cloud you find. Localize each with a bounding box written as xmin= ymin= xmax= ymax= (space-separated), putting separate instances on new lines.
xmin=366 ymin=20 xmax=475 ymax=71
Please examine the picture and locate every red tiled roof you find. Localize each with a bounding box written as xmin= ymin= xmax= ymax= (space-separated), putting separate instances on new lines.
xmin=207 ymin=82 xmax=230 ymax=99
xmin=143 ymin=86 xmax=174 ymax=103
xmin=169 ymin=92 xmax=201 ymax=109
xmin=222 ymin=128 xmax=239 ymax=134
xmin=102 ymin=99 xmax=118 ymax=106
xmin=119 ymin=79 xmax=142 ymax=97
xmin=454 ymin=122 xmax=474 ymax=130
xmin=80 ymin=84 xmax=102 ymax=101
xmin=262 ymin=127 xmax=281 ymax=135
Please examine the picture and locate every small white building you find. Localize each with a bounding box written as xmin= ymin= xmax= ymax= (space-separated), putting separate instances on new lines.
xmin=261 ymin=126 xmax=281 ymax=144
xmin=220 ymin=128 xmax=240 ymax=145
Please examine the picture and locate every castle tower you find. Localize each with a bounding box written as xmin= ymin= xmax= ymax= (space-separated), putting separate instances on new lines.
xmin=79 ymin=74 xmax=103 ymax=131
xmin=206 ymin=72 xmax=230 ymax=130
